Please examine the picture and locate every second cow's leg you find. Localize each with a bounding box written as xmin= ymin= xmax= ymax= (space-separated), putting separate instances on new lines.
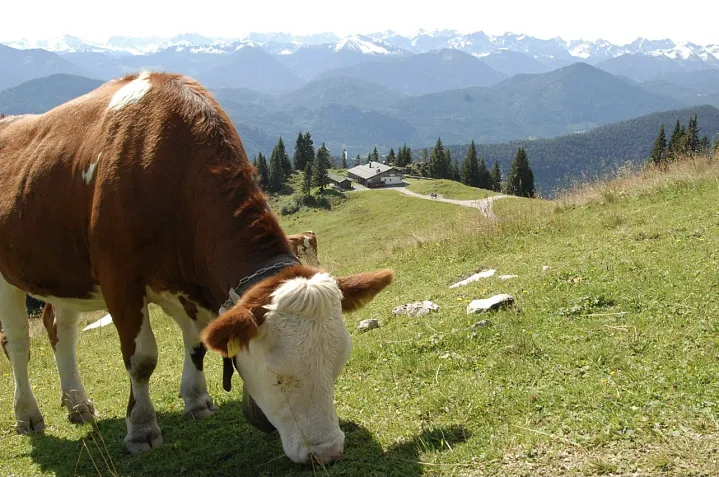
xmin=41 ymin=304 xmax=96 ymax=423
xmin=157 ymin=298 xmax=216 ymax=419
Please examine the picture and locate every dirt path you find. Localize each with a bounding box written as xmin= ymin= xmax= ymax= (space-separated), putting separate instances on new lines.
xmin=345 ymin=182 xmax=513 ymax=219
xmin=395 ymin=187 xmax=513 ymax=219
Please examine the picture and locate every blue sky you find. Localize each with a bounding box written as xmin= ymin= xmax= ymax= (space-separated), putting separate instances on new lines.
xmin=2 ymin=0 xmax=717 ymax=45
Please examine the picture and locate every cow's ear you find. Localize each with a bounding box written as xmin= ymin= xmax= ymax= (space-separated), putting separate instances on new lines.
xmin=335 ymin=269 xmax=393 ymax=312
xmin=201 ymin=306 xmax=258 ymax=357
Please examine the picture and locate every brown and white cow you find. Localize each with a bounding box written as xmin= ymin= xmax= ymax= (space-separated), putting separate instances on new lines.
xmin=287 ymin=230 xmax=319 ymax=266
xmin=0 ymin=72 xmax=392 ymax=464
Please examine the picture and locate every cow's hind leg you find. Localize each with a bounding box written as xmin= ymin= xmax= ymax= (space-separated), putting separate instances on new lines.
xmin=106 ymin=290 xmax=163 ymax=454
xmin=41 ymin=304 xmax=96 ymax=423
xmin=0 ymin=277 xmax=45 ymax=433
xmin=155 ymin=298 xmax=216 ymax=419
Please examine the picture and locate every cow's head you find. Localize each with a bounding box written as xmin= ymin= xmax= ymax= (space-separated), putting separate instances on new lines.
xmin=202 ymin=266 xmax=392 ymax=464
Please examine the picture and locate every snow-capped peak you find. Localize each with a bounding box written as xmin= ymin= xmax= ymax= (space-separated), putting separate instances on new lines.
xmin=644 ymin=41 xmax=718 ymax=63
xmin=2 ymin=30 xmax=718 ymax=70
xmin=4 ymin=34 xmax=110 ymax=53
xmin=333 ymin=35 xmax=394 ymax=55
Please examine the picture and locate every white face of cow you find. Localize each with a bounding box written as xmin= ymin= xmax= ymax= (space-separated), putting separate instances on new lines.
xmin=202 ymin=267 xmax=392 ymax=465
xmin=234 ymin=273 xmax=352 ymax=463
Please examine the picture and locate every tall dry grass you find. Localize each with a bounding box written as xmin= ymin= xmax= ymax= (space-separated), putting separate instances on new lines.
xmin=555 ymin=153 xmax=719 ymax=209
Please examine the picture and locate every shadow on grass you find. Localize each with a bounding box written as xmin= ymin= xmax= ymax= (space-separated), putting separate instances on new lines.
xmin=26 ymin=399 xmax=470 ymax=477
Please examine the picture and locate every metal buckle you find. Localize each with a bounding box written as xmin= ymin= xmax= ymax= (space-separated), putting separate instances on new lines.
xmin=219 ymin=259 xmax=299 ymax=314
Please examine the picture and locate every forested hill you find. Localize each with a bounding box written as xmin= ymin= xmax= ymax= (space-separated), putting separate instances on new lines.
xmin=445 ymin=105 xmax=719 ymax=196
xmin=0 ymin=74 xmax=102 ymax=114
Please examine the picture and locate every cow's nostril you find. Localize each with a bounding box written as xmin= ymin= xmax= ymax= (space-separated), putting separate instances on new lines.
xmin=313 ymin=441 xmax=344 ymax=465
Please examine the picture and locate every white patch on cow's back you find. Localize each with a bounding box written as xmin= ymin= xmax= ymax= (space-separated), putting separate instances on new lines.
xmin=81 ymin=153 xmax=100 ymax=185
xmin=109 ymin=71 xmax=152 ymax=111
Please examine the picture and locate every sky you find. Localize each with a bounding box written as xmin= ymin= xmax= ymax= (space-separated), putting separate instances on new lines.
xmin=2 ymin=0 xmax=717 ymax=45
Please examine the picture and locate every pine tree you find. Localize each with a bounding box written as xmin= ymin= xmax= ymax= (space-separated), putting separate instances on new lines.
xmin=477 ymin=157 xmax=492 ymax=189
xmin=451 ymin=158 xmax=460 ymax=182
xmin=507 ymin=147 xmax=535 ymax=198
xmin=387 ymin=148 xmax=396 ymax=165
xmin=293 ymin=132 xmax=305 ymax=171
xmin=686 ymin=114 xmax=700 ymax=155
xmin=490 ymin=162 xmax=502 ymax=192
xmin=445 ymin=149 xmax=458 ymax=180
xmin=429 ymin=138 xmax=450 ymax=179
xmin=650 ymin=123 xmax=668 ymax=165
xmin=313 ymin=143 xmax=331 ymax=191
xmin=367 ymin=147 xmax=379 ymax=164
xmin=255 ymin=152 xmax=270 ymax=191
xmin=302 ymin=132 xmax=315 ymax=170
xmin=275 ymin=137 xmax=292 ymax=177
xmin=340 ymin=150 xmax=348 ymax=169
xmin=268 ymin=146 xmax=284 ymax=193
xmin=699 ymin=135 xmax=711 ymax=154
xmin=461 ymin=140 xmax=480 ymax=186
xmin=668 ymin=119 xmax=684 ymax=160
xmin=396 ymin=144 xmax=412 ymax=167
xmin=302 ymin=161 xmax=312 ymax=197
xmin=354 ymin=154 xmax=361 ymax=167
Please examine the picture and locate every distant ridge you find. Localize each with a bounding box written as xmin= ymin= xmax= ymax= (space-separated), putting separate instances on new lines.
xmin=0 ymin=74 xmax=103 ymax=114
xmin=446 ymin=105 xmax=719 ymax=196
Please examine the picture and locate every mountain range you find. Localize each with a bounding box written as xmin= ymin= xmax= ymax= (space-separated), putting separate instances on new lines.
xmin=2 ymin=30 xmax=718 ymax=91
xmin=0 ymin=63 xmax=695 ymax=157
xmin=2 ymin=30 xmax=719 ymax=193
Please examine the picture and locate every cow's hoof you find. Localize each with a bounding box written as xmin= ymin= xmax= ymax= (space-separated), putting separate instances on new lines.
xmin=16 ymin=411 xmax=46 ymax=434
xmin=68 ymin=401 xmax=97 ymax=424
xmin=124 ymin=426 xmax=164 ymax=454
xmin=183 ymin=395 xmax=217 ymax=420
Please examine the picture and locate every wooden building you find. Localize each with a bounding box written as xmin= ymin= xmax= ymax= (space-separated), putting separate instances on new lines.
xmin=328 ymin=173 xmax=352 ymax=190
xmin=346 ymin=162 xmax=403 ymax=188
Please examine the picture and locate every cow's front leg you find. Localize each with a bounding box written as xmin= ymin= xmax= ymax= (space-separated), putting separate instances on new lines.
xmin=0 ymin=280 xmax=45 ymax=434
xmin=111 ymin=295 xmax=163 ymax=454
xmin=41 ymin=305 xmax=96 ymax=423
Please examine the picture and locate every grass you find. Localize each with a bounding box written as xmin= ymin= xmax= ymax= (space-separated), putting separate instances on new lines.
xmin=3 ymin=155 xmax=719 ymax=475
xmin=280 ymin=188 xmax=479 ymax=269
xmin=404 ymin=178 xmax=497 ymax=200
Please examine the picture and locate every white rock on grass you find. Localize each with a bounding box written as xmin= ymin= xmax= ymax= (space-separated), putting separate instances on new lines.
xmin=449 ymin=269 xmax=496 ymax=288
xmin=392 ymin=300 xmax=440 ymax=317
xmin=471 ymin=319 xmax=492 ymax=328
xmin=82 ymin=313 xmax=113 ymax=331
xmin=466 ymin=294 xmax=515 ymax=314
xmin=542 ymin=265 xmax=552 ymax=273
xmin=358 ymin=319 xmax=379 ymax=332
xmin=498 ymin=274 xmax=518 ymax=280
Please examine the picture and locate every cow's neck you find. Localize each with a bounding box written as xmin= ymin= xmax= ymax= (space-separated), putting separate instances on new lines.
xmin=193 ymin=165 xmax=294 ymax=312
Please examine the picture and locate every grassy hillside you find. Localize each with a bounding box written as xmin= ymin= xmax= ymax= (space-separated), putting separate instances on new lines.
xmin=3 ymin=157 xmax=719 ymax=476
xmin=404 ymin=178 xmax=498 ymax=200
